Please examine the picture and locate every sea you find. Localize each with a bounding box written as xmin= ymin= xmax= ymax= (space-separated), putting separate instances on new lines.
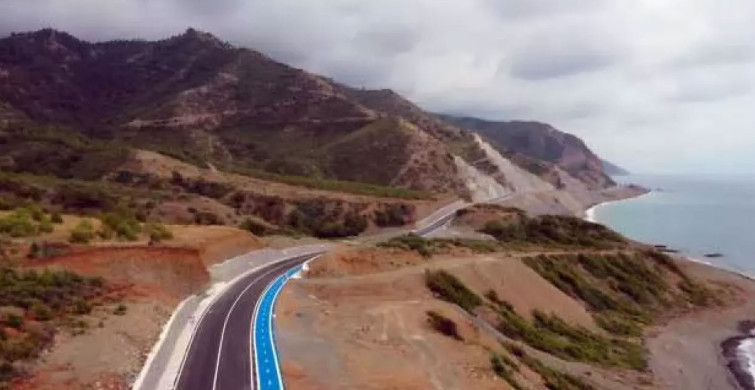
xmin=587 ymin=173 xmax=755 ymax=385
xmin=588 ymin=174 xmax=755 ymax=274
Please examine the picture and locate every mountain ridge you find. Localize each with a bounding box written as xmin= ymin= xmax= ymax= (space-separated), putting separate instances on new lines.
xmin=0 ymin=28 xmax=637 ymax=216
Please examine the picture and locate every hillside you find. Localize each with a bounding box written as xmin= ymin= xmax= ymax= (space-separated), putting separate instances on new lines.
xmin=440 ymin=115 xmax=615 ymax=190
xmin=0 ymin=28 xmax=468 ymax=196
xmin=0 ymin=28 xmax=635 ymax=217
xmin=276 ymin=204 xmax=730 ymax=390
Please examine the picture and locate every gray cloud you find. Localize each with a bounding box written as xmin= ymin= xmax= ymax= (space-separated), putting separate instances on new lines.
xmin=1 ymin=0 xmax=755 ymax=173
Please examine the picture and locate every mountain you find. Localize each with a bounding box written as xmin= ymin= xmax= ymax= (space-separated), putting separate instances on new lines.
xmin=439 ymin=115 xmax=615 ymax=190
xmin=0 ymin=28 xmax=640 ymax=218
xmin=602 ymin=159 xmax=630 ymax=176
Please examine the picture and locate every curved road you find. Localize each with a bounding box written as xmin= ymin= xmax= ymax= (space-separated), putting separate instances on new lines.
xmin=174 ymin=254 xmax=316 ymax=390
xmin=168 ymin=199 xmax=477 ymax=390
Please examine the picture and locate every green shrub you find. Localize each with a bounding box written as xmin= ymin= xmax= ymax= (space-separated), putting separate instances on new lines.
xmin=379 ymin=234 xmax=499 ymax=257
xmin=491 ymin=353 xmax=522 ymax=390
xmin=494 ymin=304 xmax=647 ymax=370
xmin=100 ymin=212 xmax=141 ymax=241
xmin=425 ymin=270 xmax=482 ymax=312
xmin=0 ymin=209 xmax=35 ymax=237
xmin=30 ymin=302 xmax=53 ymax=321
xmin=38 ymin=217 xmax=53 ymax=234
xmin=426 ymin=311 xmax=462 ymax=340
xmin=481 ymin=215 xmax=625 ymax=249
xmin=69 ymin=220 xmax=95 ymax=244
xmin=145 ymin=223 xmax=173 ymax=243
xmin=594 ymin=312 xmax=643 ymax=337
xmin=522 ymin=354 xmax=595 ymax=390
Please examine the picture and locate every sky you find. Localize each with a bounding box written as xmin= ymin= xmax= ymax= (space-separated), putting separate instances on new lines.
xmin=1 ymin=0 xmax=755 ymax=174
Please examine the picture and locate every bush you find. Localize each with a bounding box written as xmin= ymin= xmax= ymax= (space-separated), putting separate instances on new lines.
xmin=50 ymin=212 xmax=63 ymax=224
xmin=374 ymin=204 xmax=412 ymax=227
xmin=522 ymin=354 xmax=595 ymax=390
xmin=0 ymin=209 xmax=35 ymax=237
xmin=145 ymin=223 xmax=173 ymax=243
xmin=491 ymin=353 xmax=522 ymax=390
xmin=114 ymin=303 xmax=127 ymax=316
xmin=69 ymin=220 xmax=95 ymax=244
xmin=481 ymin=215 xmax=625 ymax=248
xmin=379 ymin=234 xmax=499 ymax=257
xmin=493 ymin=302 xmax=647 ymax=370
xmin=38 ymin=217 xmax=54 ymax=234
xmin=426 ymin=311 xmax=462 ymax=340
xmin=99 ymin=212 xmax=141 ymax=241
xmin=425 ymin=270 xmax=482 ymax=312
xmin=30 ymin=302 xmax=53 ymax=321
xmin=240 ymin=218 xmax=270 ymax=236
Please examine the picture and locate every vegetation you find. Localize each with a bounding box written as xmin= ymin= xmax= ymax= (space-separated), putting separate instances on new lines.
xmin=287 ymin=201 xmax=368 ymax=238
xmin=481 ymin=215 xmax=625 ymax=249
xmin=240 ymin=218 xmax=271 ymax=236
xmin=379 ymin=234 xmax=499 ymax=257
xmin=145 ymin=223 xmax=173 ymax=243
xmin=492 ymin=298 xmax=647 ymax=370
xmin=0 ymin=267 xmax=107 ymax=386
xmin=0 ymin=207 xmax=58 ymax=238
xmin=373 ymin=204 xmax=413 ymax=227
xmin=490 ymin=353 xmax=522 ymax=390
xmin=230 ymin=166 xmax=431 ymax=200
xmin=69 ymin=219 xmax=95 ymax=244
xmin=424 ymin=270 xmax=482 ymax=312
xmin=99 ymin=212 xmax=141 ymax=241
xmin=523 ymin=252 xmax=713 ymax=338
xmin=426 ymin=311 xmax=462 ymax=341
xmin=521 ymin=354 xmax=595 ymax=390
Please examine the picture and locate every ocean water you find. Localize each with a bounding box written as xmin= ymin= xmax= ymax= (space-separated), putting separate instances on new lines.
xmin=590 ymin=174 xmax=755 ymax=384
xmin=589 ymin=174 xmax=755 ymax=275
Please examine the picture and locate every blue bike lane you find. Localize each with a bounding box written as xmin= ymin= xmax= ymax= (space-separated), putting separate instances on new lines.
xmin=253 ymin=264 xmax=304 ymax=390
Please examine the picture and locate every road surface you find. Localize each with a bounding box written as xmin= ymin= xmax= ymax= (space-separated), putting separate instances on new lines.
xmin=161 ymin=200 xmax=468 ymax=390
xmin=173 ymin=254 xmax=316 ymax=390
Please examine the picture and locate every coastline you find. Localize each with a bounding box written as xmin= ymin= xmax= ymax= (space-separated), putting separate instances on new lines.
xmin=584 ymin=189 xmax=653 ymax=223
xmin=586 ymin=189 xmax=755 ymax=390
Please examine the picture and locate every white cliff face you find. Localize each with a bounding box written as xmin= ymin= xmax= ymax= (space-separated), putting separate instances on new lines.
xmin=472 ymin=134 xmax=554 ymax=193
xmin=453 ymin=156 xmax=510 ymax=202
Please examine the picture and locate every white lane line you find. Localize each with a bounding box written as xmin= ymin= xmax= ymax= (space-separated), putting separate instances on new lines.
xmin=212 ymin=261 xmax=295 ymax=390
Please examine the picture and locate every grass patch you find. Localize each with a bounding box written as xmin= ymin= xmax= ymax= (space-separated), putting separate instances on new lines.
xmin=491 ymin=352 xmax=523 ymax=390
xmin=494 ymin=303 xmax=647 ymax=370
xmin=425 ymin=269 xmax=482 ymax=312
xmin=481 ymin=214 xmax=625 ymax=249
xmin=379 ymin=234 xmax=499 ymax=257
xmin=229 ymin=166 xmax=431 ymax=200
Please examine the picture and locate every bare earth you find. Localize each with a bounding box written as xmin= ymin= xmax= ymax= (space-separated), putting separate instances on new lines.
xmin=647 ymin=260 xmax=755 ymax=390
xmin=277 ymin=246 xmax=755 ymax=390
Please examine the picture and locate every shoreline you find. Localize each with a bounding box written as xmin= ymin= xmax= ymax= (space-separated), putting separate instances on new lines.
xmin=722 ymin=321 xmax=755 ymax=390
xmin=584 ymin=189 xmax=653 ymax=223
xmin=586 ymin=190 xmax=755 ymax=390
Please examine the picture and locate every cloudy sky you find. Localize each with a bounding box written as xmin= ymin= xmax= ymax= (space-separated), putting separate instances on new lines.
xmin=2 ymin=0 xmax=755 ymax=175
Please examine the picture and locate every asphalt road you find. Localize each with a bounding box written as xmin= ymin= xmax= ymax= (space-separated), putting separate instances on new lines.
xmin=172 ymin=203 xmax=464 ymax=390
xmin=174 ymin=254 xmax=316 ymax=390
